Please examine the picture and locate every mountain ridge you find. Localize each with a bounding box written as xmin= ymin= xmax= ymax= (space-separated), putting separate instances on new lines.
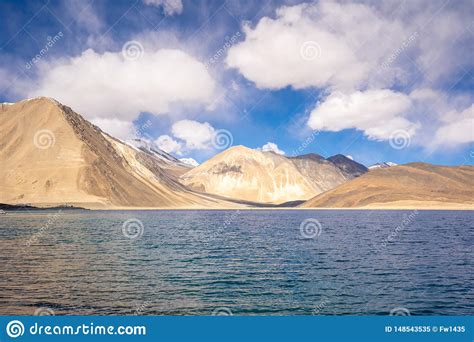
xmin=179 ymin=145 xmax=366 ymax=204
xmin=300 ymin=162 xmax=474 ymax=209
xmin=0 ymin=97 xmax=243 ymax=209
xmin=1 ymin=97 xmax=471 ymax=210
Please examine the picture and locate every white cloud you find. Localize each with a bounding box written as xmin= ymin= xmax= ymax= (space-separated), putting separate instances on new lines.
xmin=156 ymin=119 xmax=230 ymax=156
xmin=143 ymin=0 xmax=183 ymax=16
xmin=226 ymin=3 xmax=401 ymax=90
xmin=433 ymin=105 xmax=474 ymax=147
xmin=155 ymin=134 xmax=183 ymax=155
xmin=171 ymin=120 xmax=215 ymax=150
xmin=226 ymin=2 xmax=472 ymax=91
xmin=259 ymin=142 xmax=285 ymax=155
xmin=308 ymin=89 xmax=419 ymax=140
xmin=226 ymin=1 xmax=473 ymax=148
xmin=25 ymin=48 xmax=215 ymax=123
xmin=91 ymin=118 xmax=136 ymax=140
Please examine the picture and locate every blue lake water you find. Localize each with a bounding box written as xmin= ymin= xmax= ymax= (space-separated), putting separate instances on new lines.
xmin=0 ymin=210 xmax=472 ymax=315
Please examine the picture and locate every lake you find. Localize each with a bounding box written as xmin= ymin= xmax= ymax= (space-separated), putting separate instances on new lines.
xmin=0 ymin=210 xmax=472 ymax=315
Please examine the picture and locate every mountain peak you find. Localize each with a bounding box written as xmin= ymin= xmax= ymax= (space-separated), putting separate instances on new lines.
xmin=328 ymin=154 xmax=350 ymax=161
xmin=0 ymin=98 xmax=237 ymax=209
xmin=327 ymin=154 xmax=368 ymax=177
xmin=19 ymin=96 xmax=61 ymax=106
xmin=226 ymin=145 xmax=254 ymax=153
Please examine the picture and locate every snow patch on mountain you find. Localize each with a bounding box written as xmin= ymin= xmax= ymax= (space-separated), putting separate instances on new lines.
xmin=369 ymin=162 xmax=398 ymax=170
xmin=179 ymin=158 xmax=199 ymax=167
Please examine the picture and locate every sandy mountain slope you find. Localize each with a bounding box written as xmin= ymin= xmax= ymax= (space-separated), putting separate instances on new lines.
xmin=180 ymin=146 xmax=359 ymax=204
xmin=300 ymin=163 xmax=474 ymax=209
xmin=0 ymin=97 xmax=240 ymax=209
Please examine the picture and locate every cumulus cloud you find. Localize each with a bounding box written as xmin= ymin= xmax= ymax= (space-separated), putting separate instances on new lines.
xmin=143 ymin=0 xmax=183 ymax=16
xmin=259 ymin=142 xmax=285 ymax=155
xmin=308 ymin=89 xmax=419 ymax=140
xmin=171 ymin=120 xmax=215 ymax=149
xmin=226 ymin=1 xmax=473 ymax=148
xmin=155 ymin=134 xmax=183 ymax=155
xmin=433 ymin=105 xmax=474 ymax=147
xmin=24 ymin=48 xmax=215 ymax=136
xmin=226 ymin=2 xmax=472 ymax=91
xmin=226 ymin=3 xmax=401 ymax=90
xmin=91 ymin=118 xmax=136 ymax=140
xmin=155 ymin=119 xmax=225 ymax=156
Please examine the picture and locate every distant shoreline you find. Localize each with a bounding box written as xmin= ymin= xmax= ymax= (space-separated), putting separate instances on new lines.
xmin=2 ymin=203 xmax=472 ymax=212
xmin=0 ymin=203 xmax=88 ymax=212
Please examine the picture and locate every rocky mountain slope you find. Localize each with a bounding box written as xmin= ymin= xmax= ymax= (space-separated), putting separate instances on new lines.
xmin=0 ymin=97 xmax=240 ymax=209
xmin=127 ymin=138 xmax=192 ymax=178
xmin=180 ymin=147 xmax=366 ymax=204
xmin=327 ymin=154 xmax=368 ymax=177
xmin=300 ymin=163 xmax=474 ymax=209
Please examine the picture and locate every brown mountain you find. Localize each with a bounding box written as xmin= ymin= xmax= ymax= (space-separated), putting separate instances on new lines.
xmin=0 ymin=97 xmax=241 ymax=209
xmin=300 ymin=163 xmax=474 ymax=209
xmin=327 ymin=154 xmax=368 ymax=177
xmin=180 ymin=146 xmax=364 ymax=204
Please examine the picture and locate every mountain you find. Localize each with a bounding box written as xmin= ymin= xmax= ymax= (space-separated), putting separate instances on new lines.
xmin=288 ymin=153 xmax=354 ymax=193
xmin=0 ymin=97 xmax=240 ymax=209
xmin=127 ymin=138 xmax=192 ymax=177
xmin=368 ymin=162 xmax=397 ymax=170
xmin=179 ymin=146 xmax=361 ymax=204
xmin=300 ymin=163 xmax=474 ymax=209
xmin=327 ymin=154 xmax=368 ymax=177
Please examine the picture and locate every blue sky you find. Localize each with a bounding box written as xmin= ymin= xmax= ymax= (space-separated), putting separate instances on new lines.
xmin=0 ymin=0 xmax=473 ymax=166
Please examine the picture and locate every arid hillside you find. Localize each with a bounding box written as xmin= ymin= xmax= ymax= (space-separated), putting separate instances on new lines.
xmin=300 ymin=163 xmax=474 ymax=209
xmin=180 ymin=146 xmax=366 ymax=204
xmin=0 ymin=97 xmax=241 ymax=209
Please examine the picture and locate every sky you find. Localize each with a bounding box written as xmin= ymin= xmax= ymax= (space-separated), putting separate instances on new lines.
xmin=0 ymin=0 xmax=473 ymax=166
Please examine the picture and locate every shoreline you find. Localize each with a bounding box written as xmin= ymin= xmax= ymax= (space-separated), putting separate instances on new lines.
xmin=3 ymin=206 xmax=473 ymax=211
